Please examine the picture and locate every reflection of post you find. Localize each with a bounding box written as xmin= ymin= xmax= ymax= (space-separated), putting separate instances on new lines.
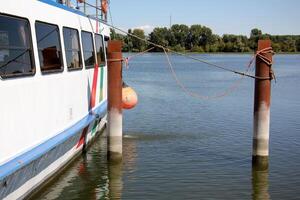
xmin=108 ymin=160 xmax=123 ymax=199
xmin=252 ymin=40 xmax=272 ymax=170
xmin=107 ymin=41 xmax=123 ymax=161
xmin=252 ymin=169 xmax=270 ymax=200
xmin=123 ymin=135 xmax=138 ymax=172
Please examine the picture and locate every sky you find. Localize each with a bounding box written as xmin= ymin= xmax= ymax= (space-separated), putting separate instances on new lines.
xmin=107 ymin=0 xmax=300 ymax=36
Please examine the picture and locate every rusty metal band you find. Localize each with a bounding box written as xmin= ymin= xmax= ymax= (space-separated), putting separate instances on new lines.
xmin=107 ymin=58 xmax=123 ymax=62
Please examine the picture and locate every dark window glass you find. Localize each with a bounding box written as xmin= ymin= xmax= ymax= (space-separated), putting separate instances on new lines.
xmin=81 ymin=31 xmax=95 ymax=69
xmin=0 ymin=14 xmax=35 ymax=78
xmin=63 ymin=27 xmax=82 ymax=70
xmin=95 ymin=34 xmax=106 ymax=66
xmin=104 ymin=36 xmax=109 ymax=59
xmin=35 ymin=21 xmax=63 ymax=73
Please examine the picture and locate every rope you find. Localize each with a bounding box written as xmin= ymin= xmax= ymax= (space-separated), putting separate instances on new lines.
xmin=101 ymin=22 xmax=275 ymax=99
xmin=81 ymin=1 xmax=276 ymax=81
xmin=124 ymin=47 xmax=154 ymax=68
xmin=102 ymin=21 xmax=275 ymax=80
xmin=162 ymin=46 xmax=276 ymax=99
xmin=118 ymin=45 xmax=274 ymax=99
xmin=107 ymin=58 xmax=123 ymax=62
xmin=108 ymin=0 xmax=114 ymax=27
xmin=83 ymin=6 xmax=276 ymax=100
xmin=163 ymin=48 xmax=245 ymax=100
xmin=255 ymin=47 xmax=276 ymax=82
xmin=82 ymin=2 xmax=276 ymax=81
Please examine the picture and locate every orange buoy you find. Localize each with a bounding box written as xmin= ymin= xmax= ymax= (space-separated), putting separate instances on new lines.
xmin=122 ymin=82 xmax=138 ymax=109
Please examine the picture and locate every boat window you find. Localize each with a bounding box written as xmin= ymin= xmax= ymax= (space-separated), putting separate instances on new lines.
xmin=95 ymin=34 xmax=106 ymax=66
xmin=104 ymin=36 xmax=109 ymax=59
xmin=35 ymin=21 xmax=63 ymax=73
xmin=0 ymin=14 xmax=35 ymax=78
xmin=63 ymin=27 xmax=82 ymax=70
xmin=81 ymin=31 xmax=95 ymax=69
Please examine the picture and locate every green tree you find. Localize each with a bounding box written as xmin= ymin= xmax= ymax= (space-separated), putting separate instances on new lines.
xmin=250 ymin=28 xmax=262 ymax=38
xmin=296 ymin=38 xmax=300 ymax=52
xmin=222 ymin=34 xmax=250 ymax=52
xmin=199 ymin=26 xmax=214 ymax=47
xmin=272 ymin=42 xmax=281 ymax=52
xmin=149 ymin=27 xmax=170 ymax=51
xmin=170 ymin=24 xmax=189 ymax=48
xmin=190 ymin=46 xmax=204 ymax=52
xmin=206 ymin=34 xmax=221 ymax=52
xmin=249 ymin=28 xmax=263 ymax=50
xmin=189 ymin=24 xmax=203 ymax=48
xmin=189 ymin=25 xmax=214 ymax=49
xmin=110 ymin=28 xmax=130 ymax=52
xmin=280 ymin=37 xmax=296 ymax=52
xmin=112 ymin=25 xmax=300 ymax=53
xmin=110 ymin=28 xmax=124 ymax=41
xmin=131 ymin=29 xmax=146 ymax=52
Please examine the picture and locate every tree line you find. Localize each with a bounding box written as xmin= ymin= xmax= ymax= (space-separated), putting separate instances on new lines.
xmin=110 ymin=24 xmax=300 ymax=53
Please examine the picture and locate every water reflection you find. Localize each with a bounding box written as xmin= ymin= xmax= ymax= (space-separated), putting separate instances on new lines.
xmin=123 ymin=135 xmax=138 ymax=173
xmin=108 ymin=160 xmax=123 ymax=199
xmin=30 ymin=130 xmax=140 ymax=200
xmin=29 ymin=54 xmax=300 ymax=199
xmin=252 ymin=168 xmax=270 ymax=200
xmin=33 ymin=135 xmax=111 ymax=200
xmin=107 ymin=134 xmax=138 ymax=199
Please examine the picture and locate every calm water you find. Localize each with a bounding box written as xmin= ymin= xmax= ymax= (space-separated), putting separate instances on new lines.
xmin=33 ymin=54 xmax=300 ymax=200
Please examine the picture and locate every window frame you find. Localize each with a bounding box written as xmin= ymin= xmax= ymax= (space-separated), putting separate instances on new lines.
xmin=62 ymin=26 xmax=83 ymax=71
xmin=35 ymin=20 xmax=64 ymax=74
xmin=94 ymin=33 xmax=106 ymax=67
xmin=0 ymin=13 xmax=36 ymax=79
xmin=104 ymin=36 xmax=109 ymax=65
xmin=81 ymin=30 xmax=96 ymax=69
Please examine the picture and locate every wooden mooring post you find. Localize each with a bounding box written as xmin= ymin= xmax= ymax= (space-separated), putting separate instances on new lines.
xmin=107 ymin=40 xmax=123 ymax=161
xmin=252 ymin=40 xmax=273 ymax=170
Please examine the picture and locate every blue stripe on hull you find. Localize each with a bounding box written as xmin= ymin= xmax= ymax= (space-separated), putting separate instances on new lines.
xmin=0 ymin=101 xmax=107 ymax=199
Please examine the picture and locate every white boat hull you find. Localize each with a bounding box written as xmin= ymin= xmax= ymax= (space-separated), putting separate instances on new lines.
xmin=0 ymin=0 xmax=110 ymax=198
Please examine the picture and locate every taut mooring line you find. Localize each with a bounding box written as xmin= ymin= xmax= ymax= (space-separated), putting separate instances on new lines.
xmin=102 ymin=20 xmax=274 ymax=81
xmin=86 ymin=4 xmax=276 ymax=100
xmin=85 ymin=2 xmax=275 ymax=81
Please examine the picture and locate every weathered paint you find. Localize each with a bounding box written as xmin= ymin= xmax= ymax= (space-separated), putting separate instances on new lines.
xmin=252 ymin=40 xmax=272 ymax=170
xmin=107 ymin=41 xmax=123 ymax=161
xmin=107 ymin=109 xmax=123 ymax=159
xmin=253 ymin=102 xmax=270 ymax=156
xmin=108 ymin=158 xmax=123 ymax=199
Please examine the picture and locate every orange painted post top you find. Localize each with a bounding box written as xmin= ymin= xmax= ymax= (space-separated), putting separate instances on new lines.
xmin=108 ymin=40 xmax=122 ymax=53
xmin=108 ymin=41 xmax=123 ymax=113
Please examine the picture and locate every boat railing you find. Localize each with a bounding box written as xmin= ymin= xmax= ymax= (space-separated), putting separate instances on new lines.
xmin=57 ymin=0 xmax=107 ymax=22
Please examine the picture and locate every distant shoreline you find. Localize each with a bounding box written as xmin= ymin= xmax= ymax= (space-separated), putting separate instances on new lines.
xmin=112 ymin=25 xmax=300 ymax=54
